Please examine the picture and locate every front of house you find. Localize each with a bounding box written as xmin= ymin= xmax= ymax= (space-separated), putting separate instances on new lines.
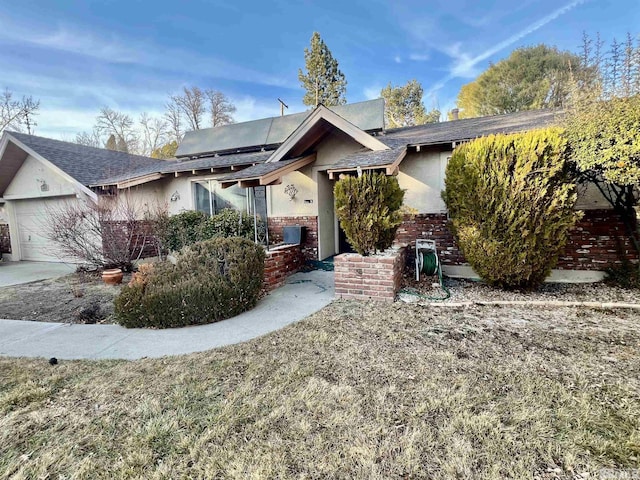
xmin=0 ymin=98 xmax=635 ymax=281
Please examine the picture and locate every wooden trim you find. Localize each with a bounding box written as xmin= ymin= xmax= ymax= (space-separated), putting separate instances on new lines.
xmin=266 ymin=105 xmax=389 ymax=164
xmin=116 ymin=172 xmax=165 ymax=189
xmin=221 ymin=153 xmax=316 ymax=189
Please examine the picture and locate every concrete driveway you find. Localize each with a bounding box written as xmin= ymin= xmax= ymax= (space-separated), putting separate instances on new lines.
xmin=0 ymin=261 xmax=76 ymax=287
xmin=0 ymin=270 xmax=334 ymax=360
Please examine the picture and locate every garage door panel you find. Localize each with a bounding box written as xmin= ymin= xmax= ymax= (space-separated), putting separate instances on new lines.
xmin=14 ymin=197 xmax=79 ymax=263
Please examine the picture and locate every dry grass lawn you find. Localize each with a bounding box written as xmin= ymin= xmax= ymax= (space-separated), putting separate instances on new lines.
xmin=1 ymin=301 xmax=639 ymax=479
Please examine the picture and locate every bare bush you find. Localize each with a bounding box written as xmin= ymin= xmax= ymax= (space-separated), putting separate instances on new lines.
xmin=45 ymin=196 xmax=168 ymax=271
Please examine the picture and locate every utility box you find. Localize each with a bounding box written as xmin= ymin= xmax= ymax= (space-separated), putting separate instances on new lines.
xmin=283 ymin=225 xmax=305 ymax=245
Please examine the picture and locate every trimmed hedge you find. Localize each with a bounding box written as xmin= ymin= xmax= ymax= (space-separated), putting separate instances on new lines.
xmin=114 ymin=237 xmax=266 ymax=328
xmin=443 ymin=128 xmax=580 ymax=290
xmin=334 ymin=172 xmax=405 ymax=255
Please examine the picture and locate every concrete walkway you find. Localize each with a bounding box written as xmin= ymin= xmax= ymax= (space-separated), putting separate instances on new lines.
xmin=0 ymin=261 xmax=76 ymax=287
xmin=0 ymin=270 xmax=334 ymax=360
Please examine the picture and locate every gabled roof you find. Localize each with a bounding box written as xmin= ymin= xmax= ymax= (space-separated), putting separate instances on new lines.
xmin=3 ymin=131 xmax=168 ymax=187
xmin=265 ymin=104 xmax=389 ymax=164
xmin=176 ymin=98 xmax=385 ymax=158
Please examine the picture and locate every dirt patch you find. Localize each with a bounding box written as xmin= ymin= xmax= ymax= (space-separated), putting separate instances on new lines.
xmin=0 ymin=271 xmax=128 ymax=324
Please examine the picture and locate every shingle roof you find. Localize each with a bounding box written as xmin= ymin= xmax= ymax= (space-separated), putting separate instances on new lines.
xmin=381 ymin=109 xmax=561 ymax=146
xmin=5 ymin=108 xmax=563 ymax=187
xmin=7 ymin=131 xmax=168 ymax=186
xmin=329 ymin=147 xmax=406 ymax=170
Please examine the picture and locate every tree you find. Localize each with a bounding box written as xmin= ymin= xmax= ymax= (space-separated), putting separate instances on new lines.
xmin=443 ymin=128 xmax=579 ymax=289
xmin=139 ymin=113 xmax=170 ymax=156
xmin=334 ymin=172 xmax=404 ymax=256
xmin=381 ymin=80 xmax=440 ymax=128
xmin=164 ymin=100 xmax=183 ymax=142
xmin=169 ymin=86 xmax=207 ymax=131
xmin=568 ymin=32 xmax=640 ymax=261
xmin=205 ymin=90 xmax=236 ymax=127
xmin=0 ymin=88 xmax=40 ymax=134
xmin=75 ymin=128 xmax=103 ymax=148
xmin=96 ymin=107 xmax=137 ymax=152
xmin=455 ymin=45 xmax=593 ymax=118
xmin=298 ymin=32 xmax=347 ymax=107
xmin=105 ymin=134 xmax=118 ymax=151
xmin=151 ymin=140 xmax=179 ymax=159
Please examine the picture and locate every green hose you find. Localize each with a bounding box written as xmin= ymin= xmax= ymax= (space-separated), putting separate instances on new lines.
xmin=400 ymin=250 xmax=451 ymax=301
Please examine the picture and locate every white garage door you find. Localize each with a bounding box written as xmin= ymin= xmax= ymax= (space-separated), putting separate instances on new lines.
xmin=14 ymin=196 xmax=79 ymax=262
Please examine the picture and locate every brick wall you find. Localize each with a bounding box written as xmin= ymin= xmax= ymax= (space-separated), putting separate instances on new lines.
xmin=557 ymin=209 xmax=638 ymax=270
xmin=0 ymin=224 xmax=10 ymax=254
xmin=334 ymin=248 xmax=406 ymax=302
xmin=268 ymin=216 xmax=318 ymax=261
xmin=394 ymin=214 xmax=464 ymax=265
xmin=263 ymin=244 xmax=305 ymax=291
xmin=394 ymin=210 xmax=637 ymax=271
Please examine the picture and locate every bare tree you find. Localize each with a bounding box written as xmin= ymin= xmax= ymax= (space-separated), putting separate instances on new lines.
xmin=170 ymin=86 xmax=206 ymax=131
xmin=205 ymin=90 xmax=236 ymax=127
xmin=45 ymin=196 xmax=168 ymax=270
xmin=164 ymin=100 xmax=183 ymax=142
xmin=75 ymin=128 xmax=103 ymax=148
xmin=96 ymin=107 xmax=138 ymax=153
xmin=139 ymin=113 xmax=170 ymax=157
xmin=0 ymin=88 xmax=40 ymax=134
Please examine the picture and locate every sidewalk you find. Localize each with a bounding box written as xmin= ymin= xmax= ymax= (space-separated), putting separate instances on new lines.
xmin=0 ymin=270 xmax=334 ymax=360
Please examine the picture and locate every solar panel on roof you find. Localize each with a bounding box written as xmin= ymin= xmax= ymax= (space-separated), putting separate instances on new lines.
xmin=175 ymin=98 xmax=386 ymax=158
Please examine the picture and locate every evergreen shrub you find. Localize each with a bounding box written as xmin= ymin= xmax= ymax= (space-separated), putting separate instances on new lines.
xmin=114 ymin=237 xmax=265 ymax=328
xmin=442 ymin=128 xmax=580 ymax=289
xmin=334 ymin=172 xmax=405 ymax=256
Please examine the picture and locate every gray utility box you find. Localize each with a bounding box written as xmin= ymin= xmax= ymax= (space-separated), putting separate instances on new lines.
xmin=283 ymin=225 xmax=305 ymax=245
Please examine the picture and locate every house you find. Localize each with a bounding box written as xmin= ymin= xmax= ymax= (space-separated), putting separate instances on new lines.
xmin=0 ymin=99 xmax=634 ymax=280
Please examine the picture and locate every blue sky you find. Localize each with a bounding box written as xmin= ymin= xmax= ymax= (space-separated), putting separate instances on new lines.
xmin=0 ymin=0 xmax=637 ymax=139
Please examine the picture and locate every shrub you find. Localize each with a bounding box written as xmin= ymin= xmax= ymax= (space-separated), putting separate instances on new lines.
xmin=443 ymin=128 xmax=580 ymax=290
xmin=199 ymin=209 xmax=258 ymax=240
xmin=334 ymin=172 xmax=405 ymax=255
xmin=164 ymin=209 xmax=262 ymax=252
xmin=114 ymin=237 xmax=265 ymax=328
xmin=164 ymin=210 xmax=208 ymax=252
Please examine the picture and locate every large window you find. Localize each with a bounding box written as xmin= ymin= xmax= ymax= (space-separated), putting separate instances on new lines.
xmin=193 ymin=180 xmax=266 ymax=217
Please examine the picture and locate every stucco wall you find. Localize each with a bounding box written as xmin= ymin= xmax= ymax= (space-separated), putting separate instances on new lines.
xmin=268 ymin=167 xmax=317 ymax=217
xmin=397 ymin=149 xmax=450 ymax=214
xmin=4 ymin=155 xmax=77 ymax=199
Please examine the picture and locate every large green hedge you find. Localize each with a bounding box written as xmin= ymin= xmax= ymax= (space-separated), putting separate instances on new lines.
xmin=442 ymin=128 xmax=580 ymax=289
xmin=334 ymin=172 xmax=405 ymax=256
xmin=165 ymin=209 xmax=259 ymax=252
xmin=115 ymin=237 xmax=265 ymax=328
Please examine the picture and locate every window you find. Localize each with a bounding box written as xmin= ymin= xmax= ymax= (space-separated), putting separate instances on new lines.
xmin=193 ymin=180 xmax=266 ymax=217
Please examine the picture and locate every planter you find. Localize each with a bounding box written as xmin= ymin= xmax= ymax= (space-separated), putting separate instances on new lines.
xmin=102 ymin=268 xmax=124 ymax=285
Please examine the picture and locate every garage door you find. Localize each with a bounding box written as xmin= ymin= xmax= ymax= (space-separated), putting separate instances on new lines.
xmin=14 ymin=196 xmax=79 ymax=262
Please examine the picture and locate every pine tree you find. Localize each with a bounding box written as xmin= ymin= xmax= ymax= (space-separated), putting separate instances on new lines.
xmin=116 ymin=135 xmax=129 ymax=153
xmin=381 ymin=80 xmax=439 ymax=128
xmin=105 ymin=134 xmax=117 ymax=150
xmin=298 ymin=32 xmax=347 ymax=107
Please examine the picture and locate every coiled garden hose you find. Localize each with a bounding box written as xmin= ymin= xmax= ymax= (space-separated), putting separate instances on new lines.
xmin=400 ymin=250 xmax=451 ymax=301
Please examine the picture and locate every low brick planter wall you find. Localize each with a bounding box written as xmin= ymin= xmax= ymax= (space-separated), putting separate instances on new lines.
xmin=263 ymin=244 xmax=305 ymax=291
xmin=334 ymin=248 xmax=406 ymax=302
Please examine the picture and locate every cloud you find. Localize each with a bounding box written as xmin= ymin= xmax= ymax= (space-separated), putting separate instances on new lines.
xmin=363 ymin=85 xmax=383 ymax=100
xmin=0 ymin=16 xmax=295 ymax=89
xmin=394 ymin=55 xmax=402 ymax=64
xmin=427 ymin=0 xmax=588 ymax=94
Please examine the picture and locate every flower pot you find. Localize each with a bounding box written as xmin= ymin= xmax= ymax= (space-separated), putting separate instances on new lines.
xmin=102 ymin=268 xmax=123 ymax=285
